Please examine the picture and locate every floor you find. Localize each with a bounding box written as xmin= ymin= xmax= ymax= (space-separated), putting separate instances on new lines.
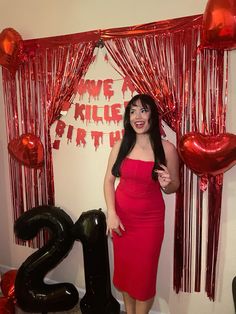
xmin=15 ymin=304 xmax=81 ymax=313
xmin=15 ymin=304 xmax=126 ymax=313
xmin=1 ymin=285 xmax=125 ymax=313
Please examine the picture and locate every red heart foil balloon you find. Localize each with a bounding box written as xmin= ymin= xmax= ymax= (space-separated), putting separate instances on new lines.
xmin=178 ymin=132 xmax=236 ymax=176
xmin=202 ymin=0 xmax=236 ymax=50
xmin=0 ymin=28 xmax=23 ymax=74
xmin=8 ymin=133 xmax=44 ymax=168
xmin=0 ymin=270 xmax=17 ymax=299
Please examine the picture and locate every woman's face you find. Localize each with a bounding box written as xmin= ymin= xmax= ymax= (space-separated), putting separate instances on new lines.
xmin=129 ymin=99 xmax=151 ymax=134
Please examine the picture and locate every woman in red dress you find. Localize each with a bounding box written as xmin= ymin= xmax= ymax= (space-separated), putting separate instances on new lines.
xmin=104 ymin=94 xmax=180 ymax=314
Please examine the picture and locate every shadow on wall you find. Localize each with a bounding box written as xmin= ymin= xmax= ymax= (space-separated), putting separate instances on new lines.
xmin=232 ymin=277 xmax=236 ymax=313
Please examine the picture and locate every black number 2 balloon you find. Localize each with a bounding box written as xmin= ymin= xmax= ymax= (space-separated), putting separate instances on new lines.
xmin=14 ymin=206 xmax=79 ymax=313
xmin=14 ymin=206 xmax=120 ymax=314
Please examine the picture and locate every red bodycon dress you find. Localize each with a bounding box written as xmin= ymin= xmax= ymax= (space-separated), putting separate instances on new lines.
xmin=113 ymin=158 xmax=165 ymax=301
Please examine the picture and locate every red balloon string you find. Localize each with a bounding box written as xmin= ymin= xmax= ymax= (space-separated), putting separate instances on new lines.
xmin=173 ymin=162 xmax=184 ymax=294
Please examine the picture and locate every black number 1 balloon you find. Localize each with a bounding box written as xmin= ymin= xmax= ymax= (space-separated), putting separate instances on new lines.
xmin=72 ymin=209 xmax=120 ymax=314
xmin=14 ymin=206 xmax=120 ymax=314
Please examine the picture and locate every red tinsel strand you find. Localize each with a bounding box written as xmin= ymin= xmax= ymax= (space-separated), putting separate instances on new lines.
xmin=173 ymin=164 xmax=185 ymax=293
xmin=204 ymin=51 xmax=226 ymax=300
xmin=183 ymin=166 xmax=189 ymax=291
xmin=194 ymin=178 xmax=203 ymax=292
xmin=206 ymin=175 xmax=223 ymax=300
xmin=173 ymin=161 xmax=185 ymax=293
xmin=188 ymin=170 xmax=194 ymax=292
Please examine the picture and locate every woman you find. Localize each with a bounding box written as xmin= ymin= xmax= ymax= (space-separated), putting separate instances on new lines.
xmin=104 ymin=94 xmax=179 ymax=314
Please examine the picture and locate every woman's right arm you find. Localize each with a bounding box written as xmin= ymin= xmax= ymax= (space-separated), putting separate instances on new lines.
xmin=103 ymin=140 xmax=125 ymax=236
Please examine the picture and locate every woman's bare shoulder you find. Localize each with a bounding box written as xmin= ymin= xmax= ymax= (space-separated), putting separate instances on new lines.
xmin=161 ymin=138 xmax=177 ymax=153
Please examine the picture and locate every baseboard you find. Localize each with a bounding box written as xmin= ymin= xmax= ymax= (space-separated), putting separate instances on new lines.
xmin=0 ymin=264 xmax=12 ymax=274
xmin=0 ymin=264 xmax=162 ymax=314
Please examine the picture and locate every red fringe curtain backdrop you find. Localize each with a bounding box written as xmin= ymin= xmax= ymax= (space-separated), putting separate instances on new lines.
xmin=2 ymin=30 xmax=100 ymax=247
xmin=101 ymin=14 xmax=228 ymax=300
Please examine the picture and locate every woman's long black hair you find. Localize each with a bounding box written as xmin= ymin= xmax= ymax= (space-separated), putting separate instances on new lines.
xmin=112 ymin=94 xmax=166 ymax=180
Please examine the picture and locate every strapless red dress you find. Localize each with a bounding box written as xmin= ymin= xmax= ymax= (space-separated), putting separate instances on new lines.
xmin=112 ymin=158 xmax=165 ymax=301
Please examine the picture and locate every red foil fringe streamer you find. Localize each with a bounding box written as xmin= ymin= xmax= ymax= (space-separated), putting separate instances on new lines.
xmin=2 ymin=30 xmax=99 ymax=247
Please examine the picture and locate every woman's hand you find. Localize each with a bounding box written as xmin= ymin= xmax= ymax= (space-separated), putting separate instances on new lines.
xmin=106 ymin=210 xmax=125 ymax=237
xmin=155 ymin=164 xmax=171 ymax=190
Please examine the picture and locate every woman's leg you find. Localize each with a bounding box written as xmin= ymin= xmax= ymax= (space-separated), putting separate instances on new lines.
xmin=135 ymin=298 xmax=154 ymax=314
xmin=122 ymin=291 xmax=136 ymax=314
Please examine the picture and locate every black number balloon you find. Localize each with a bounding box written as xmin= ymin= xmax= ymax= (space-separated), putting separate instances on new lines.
xmin=72 ymin=209 xmax=120 ymax=314
xmin=14 ymin=205 xmax=79 ymax=313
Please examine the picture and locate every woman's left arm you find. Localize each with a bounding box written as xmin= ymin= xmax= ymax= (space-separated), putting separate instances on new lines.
xmin=156 ymin=140 xmax=180 ymax=194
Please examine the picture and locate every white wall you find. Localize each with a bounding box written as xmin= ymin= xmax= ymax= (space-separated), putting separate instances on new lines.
xmin=0 ymin=1 xmax=236 ymax=314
